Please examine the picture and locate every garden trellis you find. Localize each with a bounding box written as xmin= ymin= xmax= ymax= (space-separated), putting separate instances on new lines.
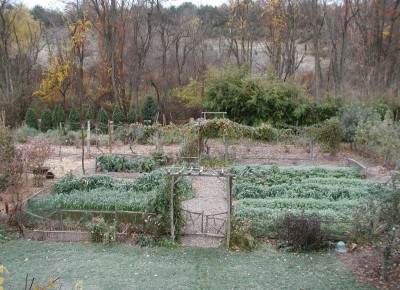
xmin=167 ymin=167 xmax=234 ymax=247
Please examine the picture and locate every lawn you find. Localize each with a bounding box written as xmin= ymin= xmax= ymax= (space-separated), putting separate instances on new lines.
xmin=0 ymin=240 xmax=373 ymax=289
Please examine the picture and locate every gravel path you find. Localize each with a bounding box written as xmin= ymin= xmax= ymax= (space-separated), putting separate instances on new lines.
xmin=181 ymin=176 xmax=228 ymax=247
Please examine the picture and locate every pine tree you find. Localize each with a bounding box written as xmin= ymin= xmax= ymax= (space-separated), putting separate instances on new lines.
xmin=52 ymin=105 xmax=65 ymax=128
xmin=68 ymin=107 xmax=81 ymax=131
xmin=85 ymin=108 xmax=95 ymax=129
xmin=25 ymin=108 xmax=38 ymax=129
xmin=97 ymin=107 xmax=109 ymax=133
xmin=41 ymin=108 xmax=53 ymax=132
xmin=141 ymin=95 xmax=157 ymax=124
xmin=112 ymin=105 xmax=125 ymax=125
xmin=127 ymin=109 xmax=137 ymax=124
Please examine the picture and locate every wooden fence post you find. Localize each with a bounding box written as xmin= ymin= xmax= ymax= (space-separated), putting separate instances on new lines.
xmin=108 ymin=120 xmax=113 ymax=153
xmin=81 ymin=125 xmax=85 ymax=175
xmin=57 ymin=209 xmax=64 ymax=231
xmin=226 ymin=176 xmax=233 ymax=248
xmin=170 ymin=175 xmax=175 ymax=242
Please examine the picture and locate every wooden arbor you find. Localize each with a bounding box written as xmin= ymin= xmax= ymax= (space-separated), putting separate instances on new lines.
xmin=167 ymin=167 xmax=234 ymax=247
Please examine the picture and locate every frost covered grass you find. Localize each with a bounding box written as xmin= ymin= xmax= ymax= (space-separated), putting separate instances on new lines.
xmin=0 ymin=240 xmax=372 ymax=289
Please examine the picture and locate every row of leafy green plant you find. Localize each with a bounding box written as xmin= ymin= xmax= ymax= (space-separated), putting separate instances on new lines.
xmin=96 ymin=155 xmax=156 ymax=173
xmin=230 ymin=165 xmax=390 ymax=238
xmin=28 ymin=170 xmax=194 ymax=238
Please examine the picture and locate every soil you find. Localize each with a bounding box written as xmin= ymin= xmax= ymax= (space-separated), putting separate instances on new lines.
xmin=1 ymin=139 xmax=398 ymax=288
xmin=340 ymin=244 xmax=400 ymax=289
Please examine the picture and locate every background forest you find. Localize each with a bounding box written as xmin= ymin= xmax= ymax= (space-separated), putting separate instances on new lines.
xmin=0 ymin=0 xmax=399 ymax=127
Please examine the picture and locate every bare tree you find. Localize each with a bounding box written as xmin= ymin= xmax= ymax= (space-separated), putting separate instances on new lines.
xmin=324 ymin=0 xmax=357 ymax=95
xmin=263 ymin=0 xmax=305 ymax=80
xmin=126 ymin=0 xmax=155 ymax=118
xmin=0 ymin=1 xmax=44 ymax=125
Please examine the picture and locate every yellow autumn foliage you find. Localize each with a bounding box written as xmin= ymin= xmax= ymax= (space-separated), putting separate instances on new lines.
xmin=6 ymin=5 xmax=41 ymax=54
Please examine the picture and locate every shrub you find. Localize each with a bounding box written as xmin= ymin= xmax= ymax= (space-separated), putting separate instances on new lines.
xmin=253 ymin=123 xmax=277 ymax=142
xmin=131 ymin=123 xmax=155 ymax=144
xmin=52 ymin=105 xmax=65 ymax=128
xmin=14 ymin=125 xmax=39 ymax=143
xmin=0 ymin=126 xmax=23 ymax=193
xmin=112 ymin=105 xmax=125 ymax=125
xmin=230 ymin=218 xmax=256 ymax=251
xmin=311 ymin=117 xmax=342 ymax=156
xmin=97 ymin=107 xmax=108 ymax=133
xmin=25 ymin=108 xmax=38 ymax=130
xmin=204 ymin=65 xmax=336 ymax=126
xmin=40 ymin=108 xmax=53 ymax=132
xmin=114 ymin=124 xmax=132 ymax=144
xmin=160 ymin=124 xmax=183 ymax=145
xmin=338 ymin=104 xmax=381 ymax=143
xmin=355 ymin=111 xmax=400 ymax=166
xmin=141 ymin=95 xmax=157 ymax=123
xmin=151 ymin=150 xmax=172 ymax=166
xmin=88 ymin=217 xmax=117 ymax=244
xmin=68 ymin=107 xmax=81 ymax=131
xmin=152 ymin=175 xmax=185 ymax=239
xmin=277 ymin=212 xmax=326 ymax=251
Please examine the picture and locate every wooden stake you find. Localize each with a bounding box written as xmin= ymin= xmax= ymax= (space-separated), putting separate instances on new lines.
xmin=1 ymin=110 xmax=5 ymax=127
xmin=59 ymin=123 xmax=62 ymax=161
xmin=170 ymin=175 xmax=175 ymax=242
xmin=108 ymin=120 xmax=113 ymax=153
xmin=81 ymin=125 xmax=85 ymax=175
xmin=223 ymin=133 xmax=228 ymax=162
xmin=87 ymin=120 xmax=91 ymax=156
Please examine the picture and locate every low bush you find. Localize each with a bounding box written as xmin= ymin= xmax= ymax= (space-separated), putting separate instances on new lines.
xmin=253 ymin=123 xmax=278 ymax=142
xmin=160 ymin=124 xmax=184 ymax=145
xmin=131 ymin=123 xmax=155 ymax=144
xmin=88 ymin=217 xmax=117 ymax=244
xmin=338 ymin=103 xmax=381 ymax=143
xmin=308 ymin=117 xmax=342 ymax=156
xmin=230 ymin=218 xmax=256 ymax=251
xmin=114 ymin=124 xmax=132 ymax=144
xmin=355 ymin=111 xmax=400 ymax=167
xmin=151 ymin=151 xmax=172 ymax=166
xmin=277 ymin=212 xmax=326 ymax=251
xmin=13 ymin=125 xmax=39 ymax=143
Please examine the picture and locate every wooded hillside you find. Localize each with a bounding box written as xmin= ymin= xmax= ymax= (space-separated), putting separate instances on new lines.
xmin=0 ymin=0 xmax=399 ymax=126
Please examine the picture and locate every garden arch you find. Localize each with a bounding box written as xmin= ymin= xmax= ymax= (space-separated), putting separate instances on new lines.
xmin=167 ymin=167 xmax=234 ymax=247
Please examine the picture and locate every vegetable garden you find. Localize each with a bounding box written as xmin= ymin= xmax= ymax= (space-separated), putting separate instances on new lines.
xmin=231 ymin=165 xmax=391 ymax=239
